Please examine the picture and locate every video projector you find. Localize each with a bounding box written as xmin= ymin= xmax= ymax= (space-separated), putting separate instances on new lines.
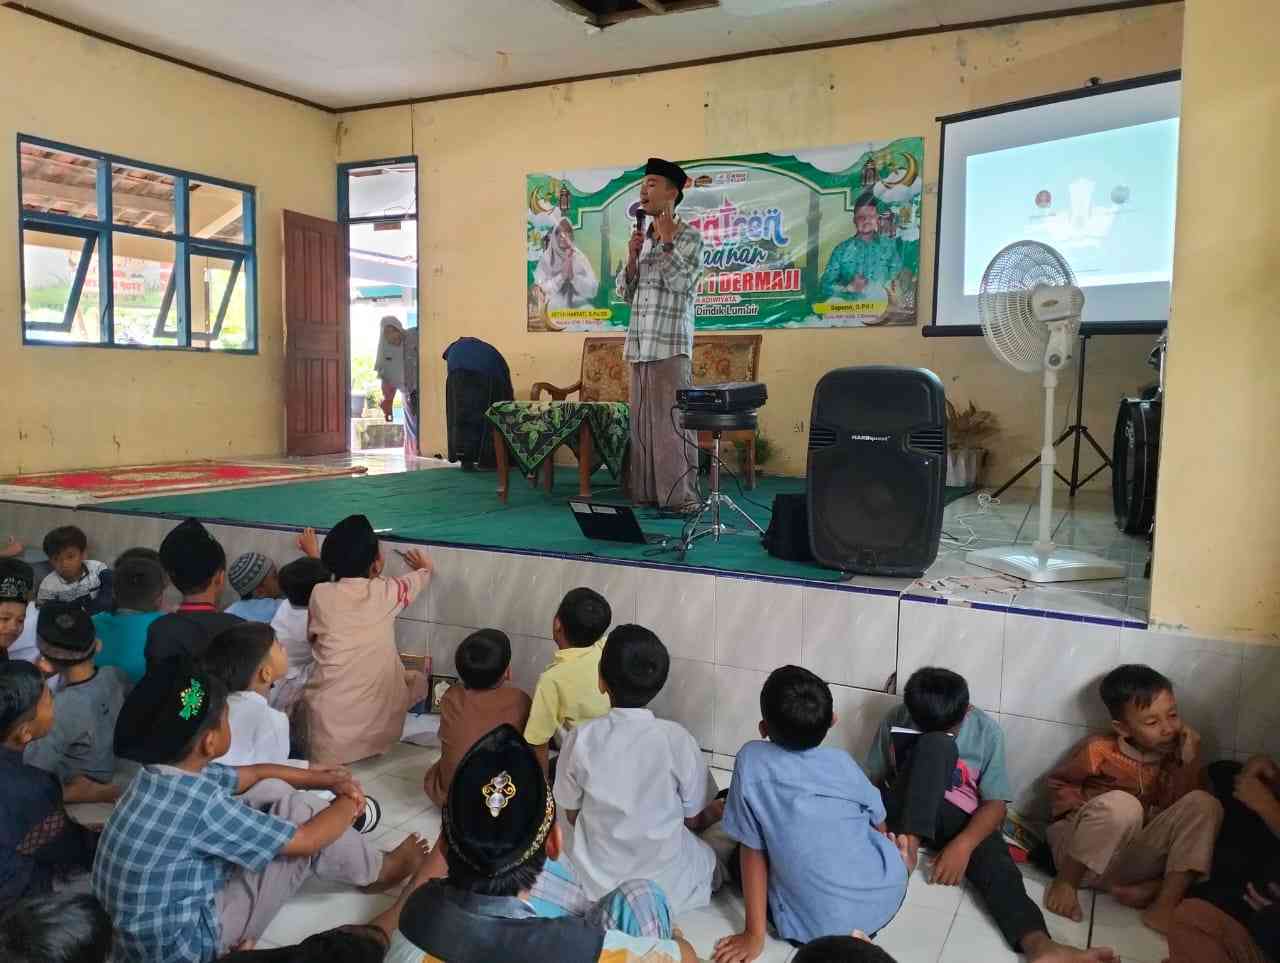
xmin=675 ymin=382 xmax=768 ymax=413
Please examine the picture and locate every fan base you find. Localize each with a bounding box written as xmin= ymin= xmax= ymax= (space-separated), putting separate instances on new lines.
xmin=965 ymin=545 xmax=1126 ymax=583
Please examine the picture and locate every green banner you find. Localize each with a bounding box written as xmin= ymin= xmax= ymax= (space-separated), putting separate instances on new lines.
xmin=526 ymin=139 xmax=923 ymax=332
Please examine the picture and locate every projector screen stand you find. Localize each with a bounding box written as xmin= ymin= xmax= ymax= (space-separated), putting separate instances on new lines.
xmin=991 ymin=335 xmax=1113 ymax=499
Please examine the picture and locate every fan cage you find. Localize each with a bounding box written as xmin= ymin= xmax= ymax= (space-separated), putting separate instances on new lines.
xmin=978 ymin=241 xmax=1078 ymax=373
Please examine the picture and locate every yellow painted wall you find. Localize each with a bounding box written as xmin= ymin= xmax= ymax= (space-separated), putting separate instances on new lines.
xmin=338 ymin=5 xmax=1184 ymax=484
xmin=0 ymin=8 xmax=335 ymax=474
xmin=1149 ymin=0 xmax=1280 ymax=641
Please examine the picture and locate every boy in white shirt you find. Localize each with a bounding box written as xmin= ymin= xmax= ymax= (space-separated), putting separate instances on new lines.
xmin=555 ymin=624 xmax=724 ymax=916
xmin=201 ymin=620 xmax=384 ymax=834
xmin=37 ymin=526 xmax=111 ymax=614
xmin=201 ymin=621 xmax=292 ymax=766
xmin=268 ymin=555 xmax=330 ymax=714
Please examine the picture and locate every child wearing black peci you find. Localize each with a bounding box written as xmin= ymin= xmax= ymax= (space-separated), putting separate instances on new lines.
xmin=24 ymin=604 xmax=126 ymax=803
xmin=866 ymin=667 xmax=1115 ymax=963
xmin=93 ymin=660 xmax=426 ymax=961
xmin=146 ymin=519 xmax=243 ymax=669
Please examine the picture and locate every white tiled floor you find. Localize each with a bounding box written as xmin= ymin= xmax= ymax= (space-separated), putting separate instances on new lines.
xmin=928 ymin=489 xmax=1151 ymax=623
xmin=243 ymin=740 xmax=1167 ymax=961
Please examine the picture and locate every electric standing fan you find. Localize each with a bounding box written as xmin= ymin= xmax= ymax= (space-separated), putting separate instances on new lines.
xmin=965 ymin=241 xmax=1126 ymax=583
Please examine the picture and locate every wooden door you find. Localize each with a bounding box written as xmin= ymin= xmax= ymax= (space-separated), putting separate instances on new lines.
xmin=283 ymin=211 xmax=349 ymax=455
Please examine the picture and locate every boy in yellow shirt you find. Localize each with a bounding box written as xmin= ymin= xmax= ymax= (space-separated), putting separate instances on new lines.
xmin=525 ymin=588 xmax=612 ymax=774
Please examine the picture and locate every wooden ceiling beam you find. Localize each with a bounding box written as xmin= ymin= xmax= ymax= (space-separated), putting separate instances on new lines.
xmin=636 ymin=0 xmax=667 ymax=12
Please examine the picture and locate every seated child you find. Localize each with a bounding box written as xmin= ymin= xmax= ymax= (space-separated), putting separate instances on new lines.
xmin=0 ymin=892 xmax=113 ymax=963
xmin=94 ymin=660 xmax=427 ymax=962
xmin=37 ymin=526 xmax=112 ymax=614
xmin=1161 ymin=755 xmax=1280 ymax=963
xmin=525 ymin=587 xmax=613 ymax=773
xmin=227 ymin=530 xmax=323 ymax=629
xmin=714 ymin=665 xmax=907 ymax=963
xmin=424 ymin=628 xmax=533 ymax=808
xmin=794 ymin=935 xmax=899 ymax=963
xmin=146 ymin=519 xmax=243 ymax=669
xmin=384 ymin=724 xmax=696 ymax=963
xmin=0 ymin=559 xmax=34 ymax=663
xmin=0 ymin=661 xmax=99 ymax=910
xmin=202 ymin=623 xmax=293 ymax=768
xmin=303 ymin=515 xmax=432 ymax=765
xmin=225 ymin=553 xmax=284 ymax=623
xmin=555 ymin=624 xmax=722 ymax=916
xmin=24 ymin=605 xmax=125 ymax=803
xmin=867 ymin=667 xmax=1111 ymax=963
xmin=268 ymin=555 xmax=331 ymax=714
xmin=1045 ymin=664 xmax=1221 ymax=935
xmin=92 ymin=555 xmax=168 ymax=684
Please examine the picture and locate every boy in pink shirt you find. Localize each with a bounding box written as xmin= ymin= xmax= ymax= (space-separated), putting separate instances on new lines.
xmin=303 ymin=515 xmax=432 ymax=765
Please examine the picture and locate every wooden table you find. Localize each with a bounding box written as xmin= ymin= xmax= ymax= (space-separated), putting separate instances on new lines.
xmin=485 ymin=400 xmax=628 ymax=503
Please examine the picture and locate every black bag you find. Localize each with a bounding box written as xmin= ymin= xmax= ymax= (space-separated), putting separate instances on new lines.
xmin=761 ymin=493 xmax=813 ymax=562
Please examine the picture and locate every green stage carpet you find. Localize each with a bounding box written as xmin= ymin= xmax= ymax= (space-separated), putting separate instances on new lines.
xmin=99 ymin=468 xmax=972 ymax=584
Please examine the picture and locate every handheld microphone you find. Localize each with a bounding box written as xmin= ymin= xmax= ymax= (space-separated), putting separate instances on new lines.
xmin=635 ymin=209 xmax=646 ymax=235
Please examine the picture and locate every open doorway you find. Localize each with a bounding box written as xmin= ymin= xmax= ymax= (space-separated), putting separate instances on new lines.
xmin=339 ymin=158 xmax=419 ymax=456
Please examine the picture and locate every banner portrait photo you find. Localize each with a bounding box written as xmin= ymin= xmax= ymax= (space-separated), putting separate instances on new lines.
xmin=526 ymin=138 xmax=923 ymax=333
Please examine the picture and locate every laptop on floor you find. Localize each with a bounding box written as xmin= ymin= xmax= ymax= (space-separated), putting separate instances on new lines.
xmin=568 ymin=500 xmax=668 ymax=545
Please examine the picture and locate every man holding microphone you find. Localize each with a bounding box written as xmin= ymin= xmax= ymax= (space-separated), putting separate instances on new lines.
xmin=617 ymin=157 xmax=704 ymax=510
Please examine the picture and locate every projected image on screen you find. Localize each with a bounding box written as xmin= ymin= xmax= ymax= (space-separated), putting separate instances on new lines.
xmin=963 ymin=118 xmax=1179 ymax=295
xmin=932 ymin=75 xmax=1180 ymax=331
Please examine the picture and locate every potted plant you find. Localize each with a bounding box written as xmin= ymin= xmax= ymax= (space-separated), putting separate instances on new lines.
xmin=350 ymin=356 xmax=381 ymax=418
xmin=946 ymin=400 xmax=999 ymax=488
xmin=732 ymin=430 xmax=776 ymax=479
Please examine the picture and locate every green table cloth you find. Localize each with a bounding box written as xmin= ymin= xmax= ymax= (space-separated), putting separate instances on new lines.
xmin=485 ymin=400 xmax=630 ymax=479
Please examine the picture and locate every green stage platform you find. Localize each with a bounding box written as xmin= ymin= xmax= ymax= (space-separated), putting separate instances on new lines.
xmin=97 ymin=468 xmax=969 ymax=584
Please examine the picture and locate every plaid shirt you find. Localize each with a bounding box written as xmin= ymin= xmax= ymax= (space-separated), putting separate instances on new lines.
xmin=616 ymin=219 xmax=704 ymax=363
xmin=93 ymin=763 xmax=295 ymax=963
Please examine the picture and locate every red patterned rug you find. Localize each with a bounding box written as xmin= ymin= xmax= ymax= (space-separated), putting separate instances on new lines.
xmin=0 ymin=461 xmax=366 ymax=500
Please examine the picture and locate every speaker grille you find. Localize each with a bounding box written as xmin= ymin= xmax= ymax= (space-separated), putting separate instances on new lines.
xmin=808 ymin=423 xmax=838 ymax=451
xmin=806 ymin=366 xmax=947 ymax=576
xmin=907 ymin=426 xmax=945 ymax=456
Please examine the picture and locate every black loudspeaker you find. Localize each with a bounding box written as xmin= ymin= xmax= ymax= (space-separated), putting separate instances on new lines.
xmin=806 ymin=366 xmax=947 ymax=576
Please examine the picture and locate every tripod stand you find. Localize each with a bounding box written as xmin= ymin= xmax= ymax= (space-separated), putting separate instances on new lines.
xmin=992 ymin=334 xmax=1113 ymax=499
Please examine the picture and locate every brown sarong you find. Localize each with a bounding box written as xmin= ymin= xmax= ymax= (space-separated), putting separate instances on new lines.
xmin=628 ymin=355 xmax=697 ymax=508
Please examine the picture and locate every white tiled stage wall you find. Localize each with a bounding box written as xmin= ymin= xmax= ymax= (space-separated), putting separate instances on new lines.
xmin=0 ymin=501 xmax=1261 ymax=831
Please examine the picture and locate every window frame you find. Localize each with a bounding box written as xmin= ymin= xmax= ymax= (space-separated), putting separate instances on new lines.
xmin=338 ymin=155 xmax=418 ymax=225
xmin=338 ymin=154 xmax=421 ymax=352
xmin=17 ymin=134 xmax=258 ymax=353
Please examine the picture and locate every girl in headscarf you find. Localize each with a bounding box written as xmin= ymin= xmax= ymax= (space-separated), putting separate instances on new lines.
xmin=375 ymin=316 xmax=420 ymax=459
xmin=533 ymin=218 xmax=599 ymax=312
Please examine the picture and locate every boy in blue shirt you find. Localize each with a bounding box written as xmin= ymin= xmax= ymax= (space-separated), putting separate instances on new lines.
xmin=713 ymin=665 xmax=909 ymax=963
xmin=93 ymin=660 xmax=429 ymax=963
xmin=226 ymin=552 xmax=284 ymax=623
xmin=866 ymin=667 xmax=1115 ymax=963
xmin=93 ymin=554 xmax=168 ymax=684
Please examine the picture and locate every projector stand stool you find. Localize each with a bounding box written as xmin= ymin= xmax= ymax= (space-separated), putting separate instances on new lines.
xmin=675 ymin=410 xmax=765 ymax=551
